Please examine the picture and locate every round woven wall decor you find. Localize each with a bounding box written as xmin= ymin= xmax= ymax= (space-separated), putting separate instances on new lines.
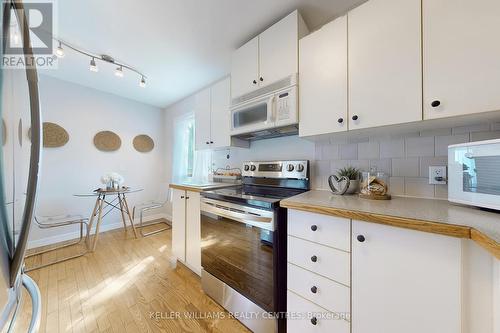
xmin=133 ymin=134 xmax=154 ymax=153
xmin=42 ymin=122 xmax=69 ymax=148
xmin=94 ymin=131 xmax=121 ymax=152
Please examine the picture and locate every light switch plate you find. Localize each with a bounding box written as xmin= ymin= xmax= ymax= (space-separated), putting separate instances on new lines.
xmin=429 ymin=166 xmax=447 ymax=185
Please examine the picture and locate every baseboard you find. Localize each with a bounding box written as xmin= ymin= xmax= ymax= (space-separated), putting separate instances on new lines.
xmin=27 ymin=213 xmax=171 ymax=249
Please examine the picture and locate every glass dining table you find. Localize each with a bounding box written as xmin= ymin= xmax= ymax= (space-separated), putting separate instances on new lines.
xmin=74 ymin=187 xmax=143 ymax=251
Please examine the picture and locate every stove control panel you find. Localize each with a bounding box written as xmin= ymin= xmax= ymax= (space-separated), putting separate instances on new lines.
xmin=242 ymin=160 xmax=309 ymax=179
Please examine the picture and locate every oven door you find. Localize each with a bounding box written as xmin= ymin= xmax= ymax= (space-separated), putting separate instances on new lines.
xmin=200 ymin=197 xmax=275 ymax=312
xmin=230 ymin=94 xmax=275 ymax=135
xmin=448 ymin=140 xmax=500 ymax=210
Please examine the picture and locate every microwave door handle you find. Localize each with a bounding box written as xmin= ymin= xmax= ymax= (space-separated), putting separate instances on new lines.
xmin=268 ymin=95 xmax=276 ymax=123
xmin=201 ymin=202 xmax=272 ymax=224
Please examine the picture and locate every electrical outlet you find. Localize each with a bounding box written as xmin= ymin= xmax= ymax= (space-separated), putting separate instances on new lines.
xmin=429 ymin=166 xmax=447 ymax=185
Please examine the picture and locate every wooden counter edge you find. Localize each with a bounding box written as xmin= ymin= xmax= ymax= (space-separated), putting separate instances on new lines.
xmin=169 ymin=184 xmax=204 ymax=192
xmin=281 ymin=200 xmax=500 ymax=259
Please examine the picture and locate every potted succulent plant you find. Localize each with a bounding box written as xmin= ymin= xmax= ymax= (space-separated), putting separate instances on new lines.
xmin=336 ymin=166 xmax=360 ymax=194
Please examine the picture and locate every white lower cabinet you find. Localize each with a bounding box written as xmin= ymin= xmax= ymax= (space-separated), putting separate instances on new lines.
xmin=171 ymin=189 xmax=201 ymax=275
xmin=351 ymin=219 xmax=461 ymax=333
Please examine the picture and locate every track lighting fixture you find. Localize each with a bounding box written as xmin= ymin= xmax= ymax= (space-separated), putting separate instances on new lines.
xmin=89 ymin=57 xmax=98 ymax=72
xmin=53 ymin=38 xmax=147 ymax=88
xmin=114 ymin=66 xmax=124 ymax=77
xmin=55 ymin=41 xmax=65 ymax=58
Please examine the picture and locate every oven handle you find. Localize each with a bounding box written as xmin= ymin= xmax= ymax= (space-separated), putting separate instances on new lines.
xmin=201 ymin=201 xmax=272 ymax=224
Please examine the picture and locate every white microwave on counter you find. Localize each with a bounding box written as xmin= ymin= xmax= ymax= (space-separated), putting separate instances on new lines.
xmin=230 ymin=82 xmax=297 ymax=137
xmin=448 ymin=139 xmax=500 ymax=210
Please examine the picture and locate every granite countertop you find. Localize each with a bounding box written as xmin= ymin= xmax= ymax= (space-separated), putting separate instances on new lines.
xmin=169 ymin=182 xmax=238 ymax=192
xmin=280 ymin=190 xmax=500 ymax=259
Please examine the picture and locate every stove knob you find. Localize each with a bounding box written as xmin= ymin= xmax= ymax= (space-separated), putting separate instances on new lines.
xmin=250 ymin=165 xmax=256 ymax=171
xmin=244 ymin=165 xmax=250 ymax=171
xmin=296 ymin=164 xmax=304 ymax=172
xmin=287 ymin=164 xmax=294 ymax=172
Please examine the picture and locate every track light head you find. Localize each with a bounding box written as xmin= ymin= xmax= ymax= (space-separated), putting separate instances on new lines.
xmin=89 ymin=57 xmax=98 ymax=72
xmin=55 ymin=41 xmax=65 ymax=58
xmin=114 ymin=66 xmax=124 ymax=78
xmin=139 ymin=76 xmax=146 ymax=88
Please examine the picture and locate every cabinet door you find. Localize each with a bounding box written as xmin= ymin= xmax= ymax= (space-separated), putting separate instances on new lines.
xmin=194 ymin=87 xmax=211 ymax=150
xmin=210 ymin=77 xmax=231 ymax=149
xmin=259 ymin=10 xmax=298 ymax=87
xmin=423 ymin=0 xmax=500 ymax=119
xmin=299 ymin=16 xmax=347 ymax=137
xmin=348 ymin=0 xmax=422 ymax=130
xmin=185 ymin=191 xmax=201 ymax=275
xmin=171 ymin=189 xmax=186 ymax=262
xmin=231 ymin=37 xmax=259 ymax=99
xmin=352 ymin=220 xmax=461 ymax=333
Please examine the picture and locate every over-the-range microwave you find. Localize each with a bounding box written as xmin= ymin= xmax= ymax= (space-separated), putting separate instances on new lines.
xmin=230 ymin=76 xmax=298 ymax=138
xmin=448 ymin=138 xmax=500 ymax=210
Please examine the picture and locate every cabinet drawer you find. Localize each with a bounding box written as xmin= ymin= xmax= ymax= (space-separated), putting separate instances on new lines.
xmin=288 ymin=210 xmax=350 ymax=251
xmin=288 ymin=236 xmax=350 ymax=286
xmin=288 ymin=263 xmax=350 ymax=314
xmin=287 ymin=291 xmax=350 ymax=333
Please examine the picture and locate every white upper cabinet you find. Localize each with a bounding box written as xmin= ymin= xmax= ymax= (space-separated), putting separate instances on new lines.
xmin=210 ymin=77 xmax=231 ymax=149
xmin=194 ymin=87 xmax=211 ymax=150
xmin=231 ymin=37 xmax=259 ymax=99
xmin=299 ymin=15 xmax=347 ymax=137
xmin=423 ymin=0 xmax=500 ymax=119
xmin=231 ymin=10 xmax=307 ymax=100
xmin=259 ymin=11 xmax=299 ymax=87
xmin=352 ymin=220 xmax=461 ymax=333
xmin=348 ymin=0 xmax=422 ymax=130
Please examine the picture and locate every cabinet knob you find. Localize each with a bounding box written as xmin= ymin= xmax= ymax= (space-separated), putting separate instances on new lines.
xmin=310 ymin=225 xmax=318 ymax=231
xmin=431 ymin=100 xmax=441 ymax=108
xmin=206 ymin=141 xmax=209 ymax=144
xmin=310 ymin=255 xmax=317 ymax=263
xmin=352 ymin=115 xmax=359 ymax=121
xmin=210 ymin=141 xmax=214 ymax=144
xmin=357 ymin=234 xmax=366 ymax=242
xmin=310 ymin=286 xmax=317 ymax=294
xmin=253 ymin=80 xmax=257 ymax=84
xmin=180 ymin=196 xmax=185 ymax=199
xmin=186 ymin=196 xmax=189 ymax=199
xmin=338 ymin=118 xmax=344 ymax=124
xmin=259 ymin=77 xmax=264 ymax=82
xmin=310 ymin=317 xmax=318 ymax=326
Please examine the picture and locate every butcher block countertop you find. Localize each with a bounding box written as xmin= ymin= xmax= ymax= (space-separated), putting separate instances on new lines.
xmin=169 ymin=182 xmax=238 ymax=192
xmin=280 ymin=190 xmax=500 ymax=259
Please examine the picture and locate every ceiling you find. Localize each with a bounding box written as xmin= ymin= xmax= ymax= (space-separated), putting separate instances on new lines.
xmin=40 ymin=0 xmax=365 ymax=108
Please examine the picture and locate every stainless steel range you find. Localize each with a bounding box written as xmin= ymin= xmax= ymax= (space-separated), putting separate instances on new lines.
xmin=200 ymin=160 xmax=310 ymax=333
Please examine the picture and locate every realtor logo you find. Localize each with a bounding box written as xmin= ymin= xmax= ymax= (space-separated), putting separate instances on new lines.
xmin=3 ymin=1 xmax=56 ymax=68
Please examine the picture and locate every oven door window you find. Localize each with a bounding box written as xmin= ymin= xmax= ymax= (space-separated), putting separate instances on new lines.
xmin=232 ymin=102 xmax=269 ymax=129
xmin=462 ymin=155 xmax=500 ymax=195
xmin=201 ymin=213 xmax=274 ymax=312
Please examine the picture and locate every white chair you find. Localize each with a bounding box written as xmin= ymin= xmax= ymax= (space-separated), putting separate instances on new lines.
xmin=133 ymin=188 xmax=171 ymax=237
xmin=25 ymin=214 xmax=89 ymax=271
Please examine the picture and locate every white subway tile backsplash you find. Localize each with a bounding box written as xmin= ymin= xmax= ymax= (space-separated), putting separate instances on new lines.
xmin=470 ymin=131 xmax=500 ymax=142
xmin=358 ymin=142 xmax=380 ymax=160
xmin=452 ymin=123 xmax=490 ymax=135
xmin=340 ymin=143 xmax=358 ymax=160
xmin=406 ymin=136 xmax=435 ymax=157
xmin=392 ymin=158 xmax=419 ymax=177
xmin=435 ymin=134 xmax=469 ymax=156
xmin=380 ymin=139 xmax=405 ymax=158
xmin=389 ymin=177 xmax=405 ymax=195
xmin=312 ymin=123 xmax=499 ymax=198
xmin=404 ymin=177 xmax=435 ymax=198
xmin=419 ymin=156 xmax=447 ymax=178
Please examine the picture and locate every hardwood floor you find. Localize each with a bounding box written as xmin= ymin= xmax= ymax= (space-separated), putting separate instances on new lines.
xmin=14 ymin=222 xmax=250 ymax=333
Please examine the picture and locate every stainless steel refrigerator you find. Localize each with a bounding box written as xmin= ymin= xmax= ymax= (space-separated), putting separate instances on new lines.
xmin=0 ymin=0 xmax=42 ymax=332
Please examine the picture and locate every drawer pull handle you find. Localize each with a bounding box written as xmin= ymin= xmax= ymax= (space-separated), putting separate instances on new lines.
xmin=357 ymin=234 xmax=366 ymax=242
xmin=310 ymin=286 xmax=317 ymax=294
xmin=310 ymin=255 xmax=317 ymax=263
xmin=310 ymin=317 xmax=317 ymax=325
xmin=310 ymin=225 xmax=317 ymax=231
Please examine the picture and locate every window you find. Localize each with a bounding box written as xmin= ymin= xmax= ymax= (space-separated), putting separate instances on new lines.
xmin=172 ymin=114 xmax=195 ymax=182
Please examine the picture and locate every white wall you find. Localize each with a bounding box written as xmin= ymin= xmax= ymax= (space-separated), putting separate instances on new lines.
xmin=29 ymin=75 xmax=166 ymax=248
